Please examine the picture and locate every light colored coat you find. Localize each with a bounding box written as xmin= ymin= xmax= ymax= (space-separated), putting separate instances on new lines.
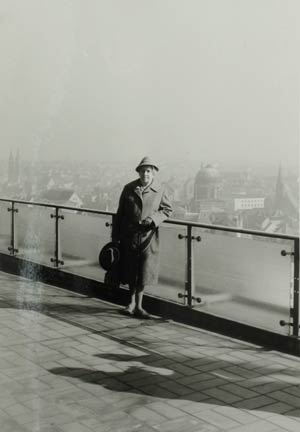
xmin=112 ymin=178 xmax=172 ymax=286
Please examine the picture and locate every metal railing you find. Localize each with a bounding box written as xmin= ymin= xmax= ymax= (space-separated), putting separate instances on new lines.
xmin=0 ymin=197 xmax=299 ymax=337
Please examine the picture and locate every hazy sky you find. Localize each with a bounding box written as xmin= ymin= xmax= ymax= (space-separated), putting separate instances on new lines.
xmin=1 ymin=0 xmax=299 ymax=168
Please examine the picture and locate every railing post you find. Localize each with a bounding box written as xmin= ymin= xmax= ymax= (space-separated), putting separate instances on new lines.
xmin=178 ymin=226 xmax=201 ymax=306
xmin=105 ymin=214 xmax=115 ymax=238
xmin=280 ymin=244 xmax=300 ymax=336
xmin=186 ymin=225 xmax=194 ymax=307
xmin=50 ymin=207 xmax=64 ymax=267
xmin=293 ymin=238 xmax=299 ymax=337
xmin=111 ymin=214 xmax=115 ymax=237
xmin=7 ymin=201 xmax=18 ymax=255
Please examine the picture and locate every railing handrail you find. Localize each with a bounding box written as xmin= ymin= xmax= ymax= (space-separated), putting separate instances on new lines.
xmin=166 ymin=219 xmax=299 ymax=240
xmin=0 ymin=197 xmax=115 ymax=217
xmin=0 ymin=197 xmax=299 ymax=241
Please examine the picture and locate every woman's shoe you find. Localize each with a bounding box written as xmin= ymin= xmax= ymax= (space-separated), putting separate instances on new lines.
xmin=120 ymin=307 xmax=134 ymax=316
xmin=135 ymin=308 xmax=151 ymax=319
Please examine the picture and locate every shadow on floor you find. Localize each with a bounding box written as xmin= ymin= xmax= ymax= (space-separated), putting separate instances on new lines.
xmin=50 ymin=351 xmax=300 ymax=418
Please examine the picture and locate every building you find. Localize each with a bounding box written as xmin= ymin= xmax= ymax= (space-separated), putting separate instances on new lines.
xmin=191 ymin=164 xmax=225 ymax=217
xmin=262 ymin=164 xmax=299 ymax=234
xmin=39 ymin=189 xmax=83 ymax=208
xmin=7 ymin=148 xmax=21 ymax=184
xmin=233 ymin=197 xmax=265 ymax=211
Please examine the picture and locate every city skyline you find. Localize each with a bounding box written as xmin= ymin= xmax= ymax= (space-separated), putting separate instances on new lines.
xmin=1 ymin=150 xmax=298 ymax=236
xmin=0 ymin=151 xmax=299 ymax=178
xmin=0 ymin=150 xmax=299 ymax=181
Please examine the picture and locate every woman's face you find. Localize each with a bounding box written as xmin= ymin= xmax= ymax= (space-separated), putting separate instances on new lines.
xmin=138 ymin=166 xmax=154 ymax=186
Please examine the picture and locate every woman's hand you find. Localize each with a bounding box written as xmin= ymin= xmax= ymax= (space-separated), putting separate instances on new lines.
xmin=140 ymin=217 xmax=155 ymax=230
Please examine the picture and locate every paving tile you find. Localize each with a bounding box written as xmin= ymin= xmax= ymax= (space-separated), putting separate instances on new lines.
xmin=213 ymin=405 xmax=259 ymax=425
xmin=176 ymin=372 xmax=214 ymax=386
xmin=187 ymin=358 xmax=210 ymax=368
xmin=4 ymin=403 xmax=29 ymax=416
xmin=270 ymin=373 xmax=300 ymax=385
xmin=284 ymin=408 xmax=300 ymax=418
xmin=167 ymin=362 xmax=201 ymax=376
xmin=203 ymin=387 xmax=242 ymax=403
xmin=233 ymin=395 xmax=276 ymax=410
xmin=223 ymin=351 xmax=258 ymax=363
xmin=182 ymin=392 xmax=209 ymax=402
xmin=229 ymin=420 xmax=278 ymax=432
xmin=180 ymin=400 xmax=220 ymax=415
xmin=267 ymin=413 xmax=300 ymax=432
xmin=193 ymin=408 xmax=240 ymax=429
xmin=139 ymin=384 xmax=177 ymax=398
xmin=59 ymin=423 xmax=94 ymax=432
xmin=25 ymin=424 xmax=64 ymax=432
xmin=256 ymin=401 xmax=294 ymax=416
xmin=284 ymin=386 xmax=300 ymax=398
xmin=0 ymin=395 xmax=18 ymax=409
xmin=196 ymin=361 xmax=228 ymax=372
xmin=211 ymin=368 xmax=244 ymax=382
xmin=238 ymin=377 xmax=275 ymax=389
xmin=128 ymin=374 xmax=172 ymax=388
xmin=157 ymin=380 xmax=192 ymax=396
xmin=266 ymin=391 xmax=300 ymax=408
xmin=130 ymin=406 xmax=166 ymax=424
xmin=187 ymin=377 xmax=225 ymax=391
xmin=0 ymin=417 xmax=29 ymax=432
xmin=219 ymin=383 xmax=259 ymax=399
xmin=273 ymin=357 xmax=300 ymax=368
xmin=146 ymin=401 xmax=185 ymax=419
xmin=250 ymin=381 xmax=290 ymax=394
xmin=240 ymin=360 xmax=270 ymax=371
xmin=152 ymin=415 xmax=217 ymax=432
xmin=268 ymin=430 xmax=292 ymax=432
xmin=224 ymin=366 xmax=261 ymax=379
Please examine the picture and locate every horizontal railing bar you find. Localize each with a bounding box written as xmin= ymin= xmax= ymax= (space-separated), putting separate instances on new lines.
xmin=0 ymin=197 xmax=298 ymax=241
xmin=0 ymin=198 xmax=114 ymax=217
xmin=166 ymin=219 xmax=299 ymax=240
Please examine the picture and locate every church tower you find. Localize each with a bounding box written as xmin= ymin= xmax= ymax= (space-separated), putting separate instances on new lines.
xmin=274 ymin=163 xmax=285 ymax=213
xmin=15 ymin=148 xmax=20 ymax=183
xmin=8 ymin=149 xmax=14 ymax=183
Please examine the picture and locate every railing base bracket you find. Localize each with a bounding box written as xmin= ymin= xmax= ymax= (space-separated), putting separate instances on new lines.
xmin=178 ymin=292 xmax=202 ymax=304
xmin=50 ymin=258 xmax=64 ymax=266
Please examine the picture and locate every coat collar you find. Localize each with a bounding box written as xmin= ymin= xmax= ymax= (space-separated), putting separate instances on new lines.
xmin=132 ymin=178 xmax=161 ymax=194
xmin=149 ymin=179 xmax=160 ymax=192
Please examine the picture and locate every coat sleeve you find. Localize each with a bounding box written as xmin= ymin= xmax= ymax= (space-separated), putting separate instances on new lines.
xmin=150 ymin=187 xmax=173 ymax=227
xmin=111 ymin=187 xmax=126 ymax=241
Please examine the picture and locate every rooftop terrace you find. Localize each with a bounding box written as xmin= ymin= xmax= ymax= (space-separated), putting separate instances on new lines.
xmin=1 ymin=270 xmax=300 ymax=432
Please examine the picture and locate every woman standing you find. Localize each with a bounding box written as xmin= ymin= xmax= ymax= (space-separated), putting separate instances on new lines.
xmin=112 ymin=156 xmax=173 ymax=318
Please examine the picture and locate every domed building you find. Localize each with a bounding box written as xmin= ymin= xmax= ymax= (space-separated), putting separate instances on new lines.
xmin=194 ymin=164 xmax=221 ymax=201
xmin=192 ymin=164 xmax=224 ymax=215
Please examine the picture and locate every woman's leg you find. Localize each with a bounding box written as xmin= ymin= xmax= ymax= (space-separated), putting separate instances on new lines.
xmin=135 ymin=285 xmax=150 ymax=317
xmin=125 ymin=285 xmax=150 ymax=318
xmin=125 ymin=285 xmax=136 ymax=313
xmin=135 ymin=285 xmax=145 ymax=311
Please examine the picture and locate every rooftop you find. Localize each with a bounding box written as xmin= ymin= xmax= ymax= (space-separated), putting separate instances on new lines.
xmin=1 ymin=270 xmax=300 ymax=432
xmin=39 ymin=189 xmax=76 ymax=203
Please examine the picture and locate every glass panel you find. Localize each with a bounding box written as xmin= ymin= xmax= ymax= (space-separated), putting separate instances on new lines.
xmin=60 ymin=210 xmax=112 ymax=282
xmin=0 ymin=201 xmax=11 ymax=253
xmin=145 ymin=224 xmax=187 ymax=304
xmin=193 ymin=228 xmax=293 ymax=335
xmin=17 ymin=204 xmax=55 ymax=266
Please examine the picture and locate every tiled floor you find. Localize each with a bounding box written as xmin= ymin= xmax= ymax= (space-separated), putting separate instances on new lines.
xmin=0 ymin=270 xmax=300 ymax=432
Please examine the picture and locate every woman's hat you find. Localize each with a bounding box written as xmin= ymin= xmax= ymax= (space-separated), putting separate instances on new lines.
xmin=99 ymin=242 xmax=120 ymax=271
xmin=135 ymin=156 xmax=159 ymax=172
